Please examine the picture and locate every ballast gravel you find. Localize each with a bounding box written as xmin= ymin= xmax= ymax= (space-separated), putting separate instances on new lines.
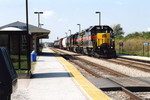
xmin=57 ymin=48 xmax=150 ymax=77
xmin=79 ymin=56 xmax=150 ymax=77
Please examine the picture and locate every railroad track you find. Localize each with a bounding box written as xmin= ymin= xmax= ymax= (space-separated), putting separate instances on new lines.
xmin=102 ymin=58 xmax=150 ymax=73
xmin=52 ymin=48 xmax=128 ymax=77
xmin=50 ymin=47 xmax=145 ymax=100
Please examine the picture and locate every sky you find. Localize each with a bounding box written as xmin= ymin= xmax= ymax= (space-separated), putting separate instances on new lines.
xmin=0 ymin=0 xmax=150 ymax=42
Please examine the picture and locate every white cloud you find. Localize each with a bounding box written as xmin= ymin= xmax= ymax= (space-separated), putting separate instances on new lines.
xmin=115 ymin=1 xmax=123 ymax=5
xmin=42 ymin=11 xmax=55 ymax=19
xmin=57 ymin=18 xmax=68 ymax=23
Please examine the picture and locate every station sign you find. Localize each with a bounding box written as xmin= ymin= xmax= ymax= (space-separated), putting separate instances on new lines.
xmin=8 ymin=26 xmax=27 ymax=30
xmin=119 ymin=42 xmax=123 ymax=46
xmin=143 ymin=42 xmax=149 ymax=46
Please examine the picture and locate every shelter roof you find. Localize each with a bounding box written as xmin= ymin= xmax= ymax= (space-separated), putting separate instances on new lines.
xmin=0 ymin=21 xmax=50 ymax=33
xmin=0 ymin=21 xmax=50 ymax=38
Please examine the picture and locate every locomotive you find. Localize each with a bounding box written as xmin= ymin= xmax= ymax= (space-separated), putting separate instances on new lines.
xmin=54 ymin=25 xmax=116 ymax=58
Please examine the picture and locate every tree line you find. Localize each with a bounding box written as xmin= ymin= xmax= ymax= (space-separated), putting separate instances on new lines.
xmin=112 ymin=24 xmax=150 ymax=40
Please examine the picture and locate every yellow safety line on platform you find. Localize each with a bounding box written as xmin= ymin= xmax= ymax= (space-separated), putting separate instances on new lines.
xmin=48 ymin=48 xmax=112 ymax=100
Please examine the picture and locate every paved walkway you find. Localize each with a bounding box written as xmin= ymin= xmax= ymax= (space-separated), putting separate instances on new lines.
xmin=118 ymin=54 xmax=150 ymax=61
xmin=12 ymin=48 xmax=88 ymax=100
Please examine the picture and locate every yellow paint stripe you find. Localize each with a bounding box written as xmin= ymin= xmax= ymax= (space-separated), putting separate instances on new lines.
xmin=48 ymin=48 xmax=112 ymax=100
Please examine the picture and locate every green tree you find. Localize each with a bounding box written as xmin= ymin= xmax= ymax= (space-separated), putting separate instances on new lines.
xmin=115 ymin=35 xmax=124 ymax=40
xmin=112 ymin=24 xmax=124 ymax=36
xmin=125 ymin=32 xmax=141 ymax=39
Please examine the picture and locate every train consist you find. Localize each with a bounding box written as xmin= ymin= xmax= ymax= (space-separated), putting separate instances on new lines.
xmin=54 ymin=25 xmax=116 ymax=58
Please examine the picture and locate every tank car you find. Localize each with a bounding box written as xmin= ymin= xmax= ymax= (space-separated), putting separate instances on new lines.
xmin=53 ymin=40 xmax=59 ymax=48
xmin=62 ymin=37 xmax=67 ymax=49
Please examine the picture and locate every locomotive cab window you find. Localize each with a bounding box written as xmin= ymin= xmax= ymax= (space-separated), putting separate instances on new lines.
xmin=96 ymin=29 xmax=111 ymax=33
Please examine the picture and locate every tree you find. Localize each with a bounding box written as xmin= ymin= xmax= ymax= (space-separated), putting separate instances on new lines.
xmin=115 ymin=35 xmax=124 ymax=40
xmin=112 ymin=24 xmax=124 ymax=36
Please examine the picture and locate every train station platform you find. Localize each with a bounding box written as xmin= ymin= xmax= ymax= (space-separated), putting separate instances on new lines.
xmin=118 ymin=54 xmax=150 ymax=62
xmin=12 ymin=48 xmax=111 ymax=100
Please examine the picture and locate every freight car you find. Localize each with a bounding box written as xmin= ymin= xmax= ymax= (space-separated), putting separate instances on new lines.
xmin=62 ymin=37 xmax=67 ymax=49
xmin=54 ymin=40 xmax=59 ymax=48
xmin=54 ymin=25 xmax=116 ymax=58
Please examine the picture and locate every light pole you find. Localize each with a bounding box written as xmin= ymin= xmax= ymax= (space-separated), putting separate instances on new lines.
xmin=26 ymin=0 xmax=29 ymax=32
xmin=26 ymin=0 xmax=31 ymax=74
xmin=39 ymin=24 xmax=44 ymax=28
xmin=77 ymin=24 xmax=81 ymax=32
xmin=95 ymin=11 xmax=101 ymax=26
xmin=34 ymin=12 xmax=43 ymax=27
xmin=68 ymin=29 xmax=71 ymax=35
xmin=65 ymin=32 xmax=68 ymax=37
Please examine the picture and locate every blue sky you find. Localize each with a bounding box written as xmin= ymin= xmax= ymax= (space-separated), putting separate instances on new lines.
xmin=0 ymin=0 xmax=150 ymax=42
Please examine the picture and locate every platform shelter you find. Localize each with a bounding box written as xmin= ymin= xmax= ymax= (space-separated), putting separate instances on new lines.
xmin=0 ymin=21 xmax=50 ymax=74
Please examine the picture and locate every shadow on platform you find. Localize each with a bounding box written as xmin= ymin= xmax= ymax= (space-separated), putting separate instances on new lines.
xmin=39 ymin=52 xmax=81 ymax=60
xmin=39 ymin=52 xmax=60 ymax=57
xmin=31 ymin=72 xmax=72 ymax=78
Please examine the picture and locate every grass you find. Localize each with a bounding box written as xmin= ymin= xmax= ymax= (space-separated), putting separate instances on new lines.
xmin=115 ymin=38 xmax=150 ymax=57
xmin=16 ymin=62 xmax=36 ymax=73
xmin=11 ymin=55 xmax=27 ymax=69
xmin=11 ymin=55 xmax=36 ymax=73
xmin=31 ymin=62 xmax=36 ymax=73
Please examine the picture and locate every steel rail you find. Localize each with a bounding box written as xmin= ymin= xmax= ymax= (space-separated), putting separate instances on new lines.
xmin=122 ymin=87 xmax=143 ymax=100
xmin=104 ymin=58 xmax=150 ymax=73
xmin=51 ymin=48 xmax=129 ymax=77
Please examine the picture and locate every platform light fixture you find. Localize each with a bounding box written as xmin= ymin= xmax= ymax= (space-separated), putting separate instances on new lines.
xmin=95 ymin=11 xmax=101 ymax=26
xmin=65 ymin=32 xmax=68 ymax=37
xmin=68 ymin=29 xmax=71 ymax=35
xmin=39 ymin=24 xmax=44 ymax=28
xmin=34 ymin=12 xmax=44 ymax=27
xmin=77 ymin=24 xmax=81 ymax=32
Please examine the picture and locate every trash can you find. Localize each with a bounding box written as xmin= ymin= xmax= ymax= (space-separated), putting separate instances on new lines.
xmin=31 ymin=50 xmax=37 ymax=62
xmin=0 ymin=47 xmax=18 ymax=100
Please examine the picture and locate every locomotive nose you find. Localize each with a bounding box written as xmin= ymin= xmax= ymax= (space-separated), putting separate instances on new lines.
xmin=97 ymin=33 xmax=110 ymax=47
xmin=97 ymin=33 xmax=101 ymax=46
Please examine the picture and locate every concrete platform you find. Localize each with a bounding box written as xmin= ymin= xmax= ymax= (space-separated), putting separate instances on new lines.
xmin=28 ymin=48 xmax=88 ymax=100
xmin=89 ymin=78 xmax=121 ymax=88
xmin=136 ymin=77 xmax=150 ymax=84
xmin=88 ymin=77 xmax=150 ymax=92
xmin=118 ymin=54 xmax=150 ymax=62
xmin=110 ymin=77 xmax=150 ymax=87
xmin=12 ymin=48 xmax=112 ymax=100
